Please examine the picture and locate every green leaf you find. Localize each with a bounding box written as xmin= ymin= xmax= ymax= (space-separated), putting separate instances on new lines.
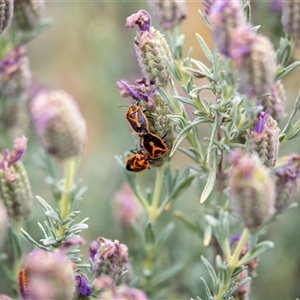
xmin=42 ymin=236 xmax=57 ymax=246
xmin=149 ymin=262 xmax=185 ymax=287
xmin=275 ymin=61 xmax=300 ymax=81
xmin=37 ymin=222 xmax=48 ymax=239
xmin=200 ymin=277 xmax=212 ymax=300
xmin=170 ymin=117 xmax=207 ymax=157
xmin=164 ymin=168 xmax=196 ymax=207
xmin=196 ymin=33 xmax=214 ymax=65
xmin=18 ymin=19 xmax=53 ymax=44
xmin=200 ymin=166 xmax=216 ymax=203
xmin=223 ymin=277 xmax=251 ymax=298
xmin=178 ymin=147 xmax=199 ymax=162
xmin=201 ymin=256 xmax=218 ymax=287
xmin=239 ymin=241 xmax=274 ymax=265
xmin=174 ymin=95 xmax=194 ymax=106
xmin=154 ymin=223 xmax=175 ymax=257
xmin=174 ymin=210 xmax=199 ymax=233
xmin=20 ymin=228 xmax=49 ymax=250
xmin=145 ymin=222 xmax=155 ymax=244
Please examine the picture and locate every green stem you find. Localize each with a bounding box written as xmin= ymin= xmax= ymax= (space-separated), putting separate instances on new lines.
xmin=216 ymin=228 xmax=250 ymax=300
xmin=148 ymin=166 xmax=164 ymax=222
xmin=58 ymin=157 xmax=77 ymax=232
xmin=133 ymin=185 xmax=151 ymax=211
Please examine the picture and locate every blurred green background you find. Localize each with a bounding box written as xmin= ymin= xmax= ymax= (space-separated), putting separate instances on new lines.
xmin=1 ymin=1 xmax=300 ymax=299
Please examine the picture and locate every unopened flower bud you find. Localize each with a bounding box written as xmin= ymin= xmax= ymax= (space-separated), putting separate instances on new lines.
xmin=229 ymin=149 xmax=275 ymax=230
xmin=114 ymin=184 xmax=142 ymax=227
xmin=0 ymin=136 xmax=32 ymax=222
xmin=0 ymin=45 xmax=31 ymax=98
xmin=29 ymin=89 xmax=86 ymax=160
xmin=75 ymin=273 xmax=92 ymax=298
xmin=20 ymin=249 xmax=75 ymax=300
xmin=281 ymin=0 xmax=300 ymax=44
xmin=230 ymin=26 xmax=276 ymax=98
xmin=246 ymin=110 xmax=280 ymax=169
xmin=13 ymin=0 xmax=44 ymax=31
xmin=208 ymin=0 xmax=246 ymax=57
xmin=126 ymin=10 xmax=173 ymax=86
xmin=147 ymin=0 xmax=187 ymax=30
xmin=0 ymin=0 xmax=13 ymax=34
xmin=258 ymin=80 xmax=286 ymax=121
xmin=92 ymin=237 xmax=129 ymax=282
xmin=0 ymin=201 xmax=8 ymax=247
xmin=275 ymin=155 xmax=300 ymax=213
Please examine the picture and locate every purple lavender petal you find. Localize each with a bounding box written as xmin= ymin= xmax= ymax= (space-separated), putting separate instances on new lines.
xmin=254 ymin=110 xmax=270 ymax=134
xmin=76 ymin=274 xmax=92 ymax=297
xmin=89 ymin=240 xmax=100 ymax=261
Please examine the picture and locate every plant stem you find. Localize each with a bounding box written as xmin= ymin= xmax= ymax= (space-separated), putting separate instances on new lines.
xmin=148 ymin=166 xmax=164 ymax=222
xmin=58 ymin=157 xmax=77 ymax=235
xmin=216 ymin=228 xmax=250 ymax=300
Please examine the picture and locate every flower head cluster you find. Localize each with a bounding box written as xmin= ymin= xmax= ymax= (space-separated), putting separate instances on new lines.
xmin=0 ymin=136 xmax=32 ymax=221
xmin=29 ymin=89 xmax=86 ymax=160
xmin=92 ymin=237 xmax=129 ymax=282
xmin=275 ymin=154 xmax=300 ymax=213
xmin=14 ymin=0 xmax=45 ymax=31
xmin=147 ymin=0 xmax=187 ymax=30
xmin=0 ymin=45 xmax=31 ymax=98
xmin=229 ymin=149 xmax=275 ymax=230
xmin=208 ymin=1 xmax=277 ymax=98
xmin=281 ymin=0 xmax=300 ymax=45
xmin=126 ymin=10 xmax=173 ymax=87
xmin=20 ymin=249 xmax=75 ymax=299
xmin=230 ymin=26 xmax=276 ymax=98
xmin=258 ymin=80 xmax=286 ymax=121
xmin=208 ymin=0 xmax=246 ymax=57
xmin=246 ymin=110 xmax=280 ymax=169
xmin=94 ymin=275 xmax=149 ymax=300
xmin=0 ymin=0 xmax=13 ymax=34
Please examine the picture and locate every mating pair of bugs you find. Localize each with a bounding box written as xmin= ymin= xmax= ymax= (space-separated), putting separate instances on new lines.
xmin=125 ymin=102 xmax=169 ymax=172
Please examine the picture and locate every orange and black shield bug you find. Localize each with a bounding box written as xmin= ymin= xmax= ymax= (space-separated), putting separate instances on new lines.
xmin=18 ymin=268 xmax=30 ymax=299
xmin=125 ymin=153 xmax=151 ymax=172
xmin=141 ymin=132 xmax=169 ymax=158
xmin=125 ymin=104 xmax=149 ymax=136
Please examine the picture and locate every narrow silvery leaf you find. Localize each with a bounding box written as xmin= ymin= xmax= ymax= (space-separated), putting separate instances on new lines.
xmin=200 ymin=277 xmax=212 ymax=300
xmin=200 ymin=166 xmax=216 ymax=203
xmin=170 ymin=117 xmax=206 ymax=157
xmin=201 ymin=256 xmax=218 ymax=286
xmin=196 ymin=33 xmax=214 ymax=65
xmin=239 ymin=241 xmax=274 ymax=265
xmin=275 ymin=61 xmax=300 ymax=81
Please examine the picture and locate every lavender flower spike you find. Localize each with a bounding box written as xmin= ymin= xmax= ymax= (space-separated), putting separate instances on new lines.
xmin=246 ymin=110 xmax=280 ymax=169
xmin=229 ymin=149 xmax=275 ymax=230
xmin=126 ymin=10 xmax=173 ymax=86
xmin=275 ymin=154 xmax=300 ymax=212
